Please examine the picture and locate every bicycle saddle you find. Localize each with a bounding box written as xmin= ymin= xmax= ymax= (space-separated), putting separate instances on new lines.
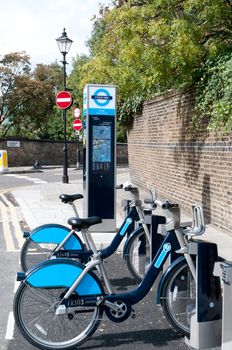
xmin=68 ymin=216 xmax=102 ymax=229
xmin=59 ymin=193 xmax=83 ymax=203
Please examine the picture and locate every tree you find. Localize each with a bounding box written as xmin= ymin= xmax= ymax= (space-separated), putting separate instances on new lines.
xmin=0 ymin=53 xmax=65 ymax=139
xmin=77 ymin=0 xmax=232 ymax=126
xmin=68 ymin=54 xmax=90 ymax=106
xmin=0 ymin=52 xmax=30 ymax=135
xmin=32 ymin=62 xmax=66 ymax=140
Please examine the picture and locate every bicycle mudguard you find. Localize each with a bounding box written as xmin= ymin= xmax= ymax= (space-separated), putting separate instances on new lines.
xmin=156 ymin=256 xmax=185 ymax=304
xmin=24 ymin=259 xmax=104 ymax=296
xmin=122 ymin=226 xmax=145 ymax=259
xmin=28 ymin=224 xmax=84 ymax=250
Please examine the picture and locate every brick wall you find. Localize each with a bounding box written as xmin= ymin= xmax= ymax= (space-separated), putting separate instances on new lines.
xmin=0 ymin=139 xmax=82 ymax=167
xmin=0 ymin=139 xmax=128 ymax=167
xmin=127 ymin=90 xmax=232 ymax=233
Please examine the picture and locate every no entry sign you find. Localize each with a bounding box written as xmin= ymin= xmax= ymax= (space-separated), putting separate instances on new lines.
xmin=56 ymin=91 xmax=72 ymax=110
xmin=73 ymin=118 xmax=82 ymax=131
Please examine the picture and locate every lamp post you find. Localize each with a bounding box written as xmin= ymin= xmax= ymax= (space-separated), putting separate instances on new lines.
xmin=56 ymin=28 xmax=73 ymax=183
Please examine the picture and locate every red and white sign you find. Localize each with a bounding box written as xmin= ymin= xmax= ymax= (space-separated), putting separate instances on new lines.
xmin=55 ymin=91 xmax=72 ymax=110
xmin=73 ymin=119 xmax=82 ymax=131
xmin=73 ymin=108 xmax=81 ymax=118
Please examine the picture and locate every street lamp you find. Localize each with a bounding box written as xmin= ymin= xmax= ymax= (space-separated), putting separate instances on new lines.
xmin=56 ymin=28 xmax=73 ymax=183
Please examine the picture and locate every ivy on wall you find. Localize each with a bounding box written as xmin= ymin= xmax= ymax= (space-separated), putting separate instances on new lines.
xmin=196 ymin=53 xmax=232 ymax=132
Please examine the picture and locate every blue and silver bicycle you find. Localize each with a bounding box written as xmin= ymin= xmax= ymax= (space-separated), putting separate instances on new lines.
xmin=20 ymin=184 xmax=157 ymax=282
xmin=14 ymin=201 xmax=205 ymax=349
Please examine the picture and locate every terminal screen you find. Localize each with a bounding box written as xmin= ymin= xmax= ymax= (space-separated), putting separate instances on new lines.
xmin=92 ymin=125 xmax=112 ymax=172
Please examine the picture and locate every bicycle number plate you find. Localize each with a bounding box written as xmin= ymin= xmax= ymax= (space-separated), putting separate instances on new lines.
xmin=67 ymin=298 xmax=85 ymax=307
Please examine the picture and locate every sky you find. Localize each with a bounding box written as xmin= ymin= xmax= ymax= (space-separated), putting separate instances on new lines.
xmin=0 ymin=0 xmax=110 ymax=69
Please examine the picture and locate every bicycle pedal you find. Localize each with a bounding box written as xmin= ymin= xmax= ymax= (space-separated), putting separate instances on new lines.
xmin=131 ymin=309 xmax=136 ymax=319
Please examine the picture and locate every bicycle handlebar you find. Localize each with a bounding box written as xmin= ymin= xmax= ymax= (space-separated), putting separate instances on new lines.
xmin=125 ymin=185 xmax=138 ymax=192
xmin=117 ymin=183 xmax=138 ymax=192
xmin=116 ymin=184 xmax=123 ymax=189
xmin=143 ymin=197 xmax=157 ymax=209
xmin=153 ymin=199 xmax=179 ymax=210
xmin=161 ymin=201 xmax=179 ymax=210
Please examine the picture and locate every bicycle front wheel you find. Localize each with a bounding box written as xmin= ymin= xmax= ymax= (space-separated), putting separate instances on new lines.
xmin=124 ymin=230 xmax=150 ymax=282
xmin=14 ymin=283 xmax=103 ymax=350
xmin=160 ymin=260 xmax=195 ymax=337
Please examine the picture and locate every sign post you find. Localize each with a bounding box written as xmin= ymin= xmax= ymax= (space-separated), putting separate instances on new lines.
xmin=55 ymin=90 xmax=73 ymax=183
xmin=73 ymin=119 xmax=82 ymax=169
xmin=83 ymin=84 xmax=117 ymax=232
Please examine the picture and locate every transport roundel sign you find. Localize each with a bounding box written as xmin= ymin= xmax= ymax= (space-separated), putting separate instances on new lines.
xmin=55 ymin=91 xmax=73 ymax=110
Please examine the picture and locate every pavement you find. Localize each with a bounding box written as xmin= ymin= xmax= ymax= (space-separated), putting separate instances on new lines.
xmin=2 ymin=165 xmax=232 ymax=261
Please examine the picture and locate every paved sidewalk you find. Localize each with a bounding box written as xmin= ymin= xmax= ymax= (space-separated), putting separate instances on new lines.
xmin=5 ymin=165 xmax=232 ymax=261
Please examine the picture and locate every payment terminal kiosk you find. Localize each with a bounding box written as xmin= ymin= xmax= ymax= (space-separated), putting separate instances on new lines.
xmin=83 ymin=84 xmax=117 ymax=232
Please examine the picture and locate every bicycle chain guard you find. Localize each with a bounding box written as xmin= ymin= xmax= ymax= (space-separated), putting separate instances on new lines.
xmin=105 ymin=300 xmax=132 ymax=322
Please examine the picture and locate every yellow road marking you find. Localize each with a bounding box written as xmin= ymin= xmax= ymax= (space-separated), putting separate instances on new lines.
xmin=0 ymin=187 xmax=17 ymax=195
xmin=1 ymin=193 xmax=24 ymax=249
xmin=0 ymin=201 xmax=15 ymax=252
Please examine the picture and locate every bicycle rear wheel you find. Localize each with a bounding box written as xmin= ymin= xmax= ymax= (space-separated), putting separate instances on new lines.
xmin=20 ymin=239 xmax=58 ymax=272
xmin=20 ymin=229 xmax=84 ymax=272
xmin=124 ymin=230 xmax=150 ymax=282
xmin=14 ymin=283 xmax=103 ymax=350
xmin=160 ymin=260 xmax=195 ymax=337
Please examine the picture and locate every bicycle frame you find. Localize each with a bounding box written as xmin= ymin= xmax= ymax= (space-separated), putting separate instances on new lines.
xmin=20 ymin=189 xmax=158 ymax=279
xmin=107 ymin=230 xmax=196 ymax=305
xmin=100 ymin=204 xmax=146 ymax=259
xmin=52 ymin=202 xmax=150 ymax=262
xmin=59 ymin=229 xmax=185 ymax=303
xmin=58 ymin=203 xmax=199 ymax=305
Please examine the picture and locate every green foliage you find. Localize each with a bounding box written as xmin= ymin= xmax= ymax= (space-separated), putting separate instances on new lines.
xmin=68 ymin=54 xmax=90 ymax=107
xmin=4 ymin=1 xmax=231 ymax=140
xmin=46 ymin=108 xmax=74 ymax=141
xmin=0 ymin=53 xmax=64 ymax=139
xmin=119 ymin=95 xmax=145 ymax=126
xmin=76 ymin=0 xmax=232 ymax=129
xmin=116 ymin=122 xmax=127 ymax=142
xmin=196 ymin=53 xmax=232 ymax=131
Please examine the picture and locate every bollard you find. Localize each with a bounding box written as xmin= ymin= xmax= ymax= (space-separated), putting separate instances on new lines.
xmin=214 ymin=261 xmax=232 ymax=350
xmin=0 ymin=150 xmax=8 ymax=172
xmin=185 ymin=241 xmax=222 ymax=349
